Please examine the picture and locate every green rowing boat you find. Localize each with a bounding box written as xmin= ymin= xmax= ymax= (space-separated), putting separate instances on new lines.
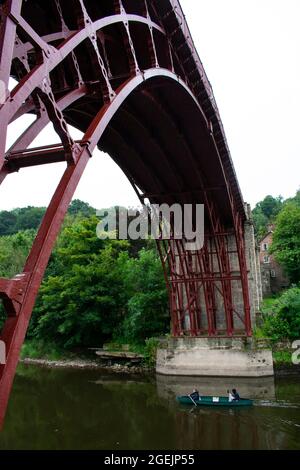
xmin=177 ymin=396 xmax=253 ymax=407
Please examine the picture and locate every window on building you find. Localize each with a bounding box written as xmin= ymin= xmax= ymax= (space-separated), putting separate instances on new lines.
xmin=262 ymin=243 xmax=268 ymax=252
xmin=270 ymin=269 xmax=276 ymax=278
xmin=263 ymin=256 xmax=270 ymax=264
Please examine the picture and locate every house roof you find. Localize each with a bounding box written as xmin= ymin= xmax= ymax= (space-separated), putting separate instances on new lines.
xmin=259 ymin=231 xmax=273 ymax=244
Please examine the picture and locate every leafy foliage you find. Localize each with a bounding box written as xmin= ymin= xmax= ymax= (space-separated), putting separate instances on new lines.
xmin=119 ymin=249 xmax=169 ymax=343
xmin=270 ymin=203 xmax=300 ymax=283
xmin=0 ymin=200 xmax=96 ymax=237
xmin=252 ymin=195 xmax=283 ymax=237
xmin=0 ymin=207 xmax=45 ymax=236
xmin=20 ymin=340 xmax=65 ymax=361
xmin=0 ymin=204 xmax=169 ymax=352
xmin=2 ymin=193 xmax=300 ymax=354
xmin=143 ymin=338 xmax=160 ymax=367
xmin=27 ymin=217 xmax=168 ymax=348
xmin=30 ymin=217 xmax=129 ymax=348
xmin=0 ymin=229 xmax=36 ymax=277
xmin=67 ymin=199 xmax=95 ymax=217
xmin=284 ymin=189 xmax=300 ymax=207
xmin=272 ymin=350 xmax=292 ymax=365
xmin=261 ymin=286 xmax=300 ymax=341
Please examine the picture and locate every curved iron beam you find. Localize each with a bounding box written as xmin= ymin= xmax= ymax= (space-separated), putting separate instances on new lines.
xmin=0 ymin=86 xmax=88 ymax=184
xmin=0 ymin=13 xmax=166 ymax=167
xmin=0 ymin=67 xmax=206 ymax=426
xmin=0 ymin=14 xmax=165 ymax=122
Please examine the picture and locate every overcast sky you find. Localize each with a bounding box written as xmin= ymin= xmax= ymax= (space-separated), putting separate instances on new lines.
xmin=1 ymin=0 xmax=299 ymax=211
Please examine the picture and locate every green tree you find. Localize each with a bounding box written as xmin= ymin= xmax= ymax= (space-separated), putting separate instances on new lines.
xmin=259 ymin=195 xmax=283 ymax=219
xmin=270 ymin=203 xmax=300 ymax=283
xmin=285 ymin=189 xmax=300 ymax=207
xmin=0 ymin=201 xmax=96 ymax=236
xmin=252 ymin=195 xmax=283 ymax=236
xmin=0 ymin=229 xmax=36 ymax=277
xmin=252 ymin=207 xmax=268 ymax=238
xmin=261 ymin=286 xmax=300 ymax=340
xmin=31 ymin=217 xmax=129 ymax=348
xmin=0 ymin=206 xmax=170 ymax=350
xmin=294 ymin=189 xmax=300 ymax=206
xmin=0 ymin=207 xmax=45 ymax=235
xmin=119 ymin=248 xmax=169 ymax=343
xmin=13 ymin=206 xmax=45 ymax=233
xmin=67 ymin=199 xmax=95 ymax=217
xmin=0 ymin=211 xmax=17 ymax=236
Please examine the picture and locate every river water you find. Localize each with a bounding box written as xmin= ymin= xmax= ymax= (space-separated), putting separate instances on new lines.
xmin=0 ymin=364 xmax=299 ymax=450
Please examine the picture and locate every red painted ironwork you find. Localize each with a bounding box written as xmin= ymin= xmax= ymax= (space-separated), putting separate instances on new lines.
xmin=0 ymin=0 xmax=253 ymax=425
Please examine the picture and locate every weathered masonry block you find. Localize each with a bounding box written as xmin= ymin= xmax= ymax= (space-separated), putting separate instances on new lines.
xmin=157 ymin=337 xmax=274 ymax=377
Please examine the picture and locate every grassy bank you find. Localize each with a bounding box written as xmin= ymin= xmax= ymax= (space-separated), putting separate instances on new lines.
xmin=20 ymin=338 xmax=160 ymax=369
xmin=21 ymin=337 xmax=298 ymax=374
xmin=21 ymin=340 xmax=79 ymax=361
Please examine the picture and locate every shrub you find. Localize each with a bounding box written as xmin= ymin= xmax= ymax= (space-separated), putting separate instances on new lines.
xmin=261 ymin=286 xmax=300 ymax=341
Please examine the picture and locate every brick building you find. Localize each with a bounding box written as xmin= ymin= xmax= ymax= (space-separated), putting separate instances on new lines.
xmin=259 ymin=226 xmax=289 ymax=296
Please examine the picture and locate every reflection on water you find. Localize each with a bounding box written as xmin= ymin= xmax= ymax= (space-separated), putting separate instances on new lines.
xmin=156 ymin=374 xmax=299 ymax=450
xmin=0 ymin=364 xmax=299 ymax=450
xmin=156 ymin=374 xmax=276 ymax=401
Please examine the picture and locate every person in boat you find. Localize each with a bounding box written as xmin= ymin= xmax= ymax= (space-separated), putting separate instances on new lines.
xmin=227 ymin=388 xmax=240 ymax=401
xmin=190 ymin=389 xmax=199 ymax=401
xmin=231 ymin=389 xmax=240 ymax=401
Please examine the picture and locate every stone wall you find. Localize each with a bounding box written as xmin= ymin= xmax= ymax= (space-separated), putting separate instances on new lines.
xmin=244 ymin=204 xmax=263 ymax=323
xmin=259 ymin=231 xmax=289 ymax=296
xmin=156 ymin=337 xmax=274 ymax=377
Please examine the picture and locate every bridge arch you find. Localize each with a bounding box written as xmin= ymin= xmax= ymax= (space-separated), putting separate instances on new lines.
xmin=0 ymin=0 xmax=260 ymax=424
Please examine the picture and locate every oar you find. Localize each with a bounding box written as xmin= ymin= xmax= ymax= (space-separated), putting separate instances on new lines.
xmin=189 ymin=394 xmax=197 ymax=406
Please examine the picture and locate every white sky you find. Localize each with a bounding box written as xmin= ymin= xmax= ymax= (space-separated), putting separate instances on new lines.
xmin=1 ymin=0 xmax=299 ymax=211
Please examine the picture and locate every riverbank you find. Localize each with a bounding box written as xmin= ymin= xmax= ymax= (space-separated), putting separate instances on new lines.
xmin=19 ymin=356 xmax=300 ymax=377
xmin=273 ymin=363 xmax=300 ymax=376
xmin=19 ymin=338 xmax=300 ymax=376
xmin=271 ymin=346 xmax=300 ymax=375
xmin=20 ymin=357 xmax=154 ymax=375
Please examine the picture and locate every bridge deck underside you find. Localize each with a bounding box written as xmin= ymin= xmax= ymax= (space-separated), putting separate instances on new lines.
xmin=0 ymin=0 xmax=253 ymax=424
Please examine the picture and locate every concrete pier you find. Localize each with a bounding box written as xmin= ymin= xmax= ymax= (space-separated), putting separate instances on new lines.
xmin=156 ymin=337 xmax=274 ymax=377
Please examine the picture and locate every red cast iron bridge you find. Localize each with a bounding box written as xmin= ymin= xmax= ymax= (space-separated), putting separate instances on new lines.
xmin=0 ymin=0 xmax=258 ymax=424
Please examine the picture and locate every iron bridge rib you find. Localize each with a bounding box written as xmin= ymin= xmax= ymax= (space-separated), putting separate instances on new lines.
xmin=0 ymin=0 xmax=252 ymax=427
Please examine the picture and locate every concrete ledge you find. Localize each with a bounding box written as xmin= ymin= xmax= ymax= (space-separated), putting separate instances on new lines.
xmin=156 ymin=338 xmax=274 ymax=377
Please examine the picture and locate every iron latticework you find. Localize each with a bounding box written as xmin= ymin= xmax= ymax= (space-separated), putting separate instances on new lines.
xmin=0 ymin=0 xmax=252 ymax=425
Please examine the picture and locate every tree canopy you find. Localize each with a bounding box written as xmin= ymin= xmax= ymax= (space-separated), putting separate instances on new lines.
xmin=0 ymin=207 xmax=45 ymax=236
xmin=0 ymin=199 xmax=97 ymax=237
xmin=252 ymin=195 xmax=283 ymax=237
xmin=270 ymin=202 xmax=300 ymax=283
xmin=261 ymin=286 xmax=300 ymax=341
xmin=28 ymin=216 xmax=168 ymax=347
xmin=0 ymin=229 xmax=36 ymax=277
